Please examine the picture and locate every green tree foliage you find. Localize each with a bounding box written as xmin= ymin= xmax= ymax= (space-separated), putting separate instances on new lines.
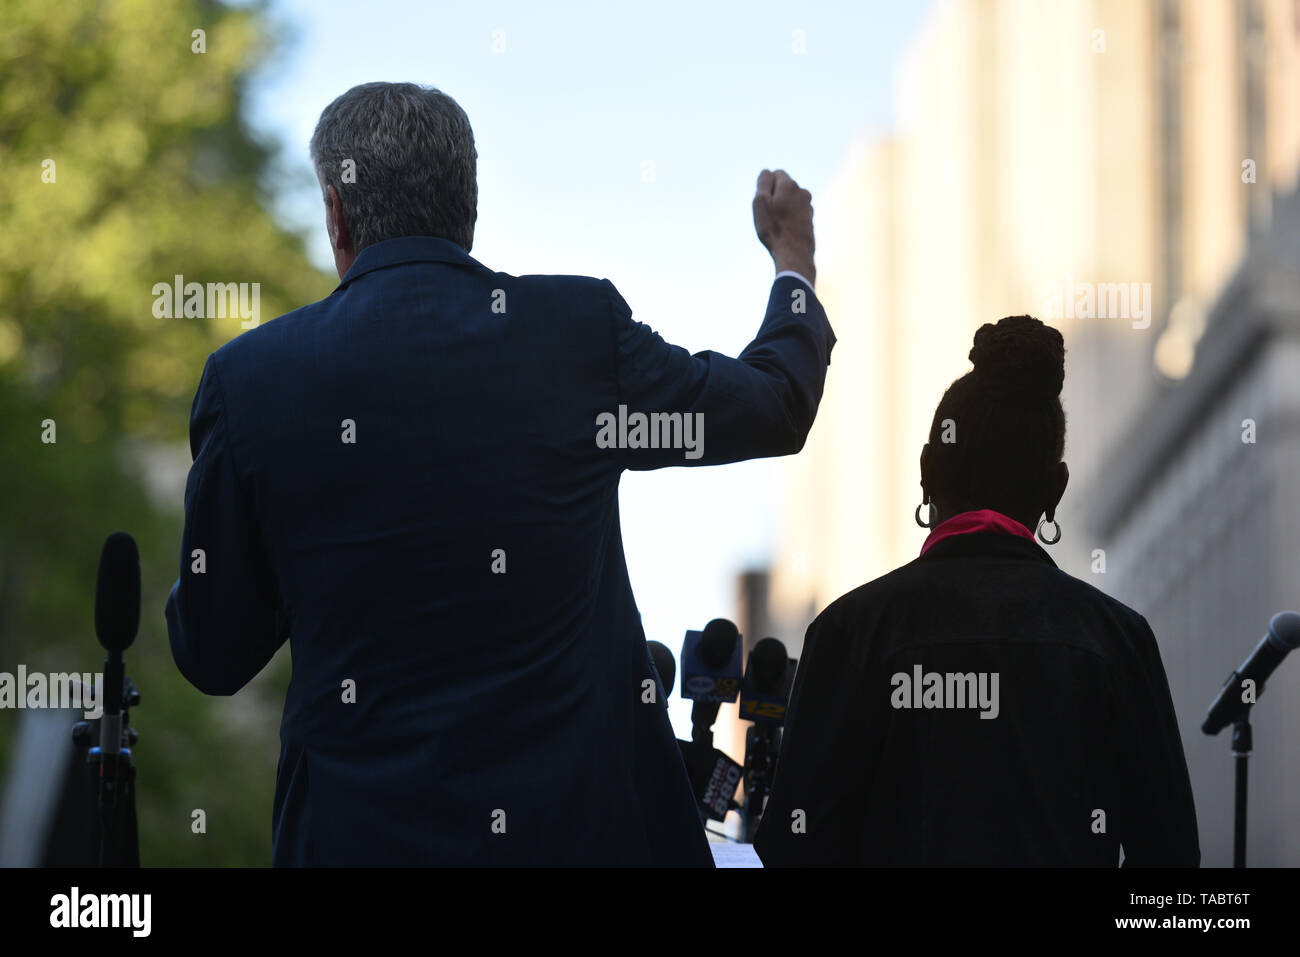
xmin=0 ymin=0 xmax=334 ymax=864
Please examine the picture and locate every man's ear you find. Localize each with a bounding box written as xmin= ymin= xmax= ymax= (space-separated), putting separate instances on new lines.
xmin=1045 ymin=461 xmax=1069 ymax=521
xmin=326 ymin=184 xmax=352 ymax=253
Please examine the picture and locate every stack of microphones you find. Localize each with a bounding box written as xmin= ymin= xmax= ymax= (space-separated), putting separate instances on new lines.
xmin=647 ymin=618 xmax=795 ymax=841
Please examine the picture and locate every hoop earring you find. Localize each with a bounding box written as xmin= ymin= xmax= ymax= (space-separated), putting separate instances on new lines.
xmin=1036 ymin=518 xmax=1061 ymax=545
xmin=915 ymin=502 xmax=936 ymax=529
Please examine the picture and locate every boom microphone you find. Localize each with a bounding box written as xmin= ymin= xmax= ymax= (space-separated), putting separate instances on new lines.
xmin=1202 ymin=611 xmax=1300 ymax=735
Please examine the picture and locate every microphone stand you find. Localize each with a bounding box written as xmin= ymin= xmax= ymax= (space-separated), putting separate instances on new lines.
xmin=1202 ymin=611 xmax=1300 ymax=867
xmin=72 ymin=675 xmax=141 ymax=867
xmin=741 ymin=725 xmax=779 ymax=843
xmin=1231 ymin=713 xmax=1251 ymax=869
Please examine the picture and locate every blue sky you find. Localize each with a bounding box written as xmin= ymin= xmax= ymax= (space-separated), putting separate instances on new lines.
xmin=244 ymin=0 xmax=932 ymax=735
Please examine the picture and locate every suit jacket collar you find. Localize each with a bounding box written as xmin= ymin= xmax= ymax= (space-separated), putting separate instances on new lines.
xmin=336 ymin=235 xmax=484 ymax=291
xmin=917 ymin=529 xmax=1059 ymax=569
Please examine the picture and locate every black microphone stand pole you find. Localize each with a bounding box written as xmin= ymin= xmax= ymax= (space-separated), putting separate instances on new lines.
xmin=1231 ymin=713 xmax=1251 ymax=869
xmin=741 ymin=725 xmax=778 ymax=843
xmin=75 ymin=671 xmax=141 ymax=867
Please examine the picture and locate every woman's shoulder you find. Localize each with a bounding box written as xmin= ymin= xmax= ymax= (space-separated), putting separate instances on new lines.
xmin=810 ymin=551 xmax=1152 ymax=640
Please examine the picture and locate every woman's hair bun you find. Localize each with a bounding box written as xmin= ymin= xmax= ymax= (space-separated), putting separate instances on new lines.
xmin=968 ymin=315 xmax=1065 ymax=399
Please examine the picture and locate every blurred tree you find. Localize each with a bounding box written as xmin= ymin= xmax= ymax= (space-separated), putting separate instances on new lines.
xmin=0 ymin=0 xmax=334 ymax=864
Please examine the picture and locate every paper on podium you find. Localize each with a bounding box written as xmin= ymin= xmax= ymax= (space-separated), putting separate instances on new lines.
xmin=709 ymin=842 xmax=763 ymax=868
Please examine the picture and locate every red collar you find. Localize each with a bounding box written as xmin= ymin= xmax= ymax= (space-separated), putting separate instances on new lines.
xmin=920 ymin=509 xmax=1035 ymax=556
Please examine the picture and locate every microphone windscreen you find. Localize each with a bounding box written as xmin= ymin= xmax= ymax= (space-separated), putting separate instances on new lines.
xmin=647 ymin=640 xmax=676 ymax=697
xmin=1268 ymin=611 xmax=1300 ymax=651
xmin=697 ymin=618 xmax=739 ymax=669
xmin=749 ymin=637 xmax=788 ymax=692
xmin=95 ymin=532 xmax=140 ymax=653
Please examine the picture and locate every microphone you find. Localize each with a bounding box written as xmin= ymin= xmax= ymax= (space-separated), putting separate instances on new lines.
xmin=677 ymin=619 xmax=744 ymax=822
xmin=739 ymin=637 xmax=795 ymax=841
xmin=739 ymin=637 xmax=795 ymax=725
xmin=647 ymin=640 xmax=676 ymax=698
xmin=95 ymin=532 xmax=140 ymax=758
xmin=87 ymin=532 xmax=143 ymax=867
xmin=95 ymin=532 xmax=141 ymax=653
xmin=1202 ymin=611 xmax=1300 ymax=735
xmin=682 ymin=619 xmax=742 ymax=693
xmin=681 ymin=743 xmax=743 ymax=822
xmin=681 ymin=618 xmax=742 ymax=744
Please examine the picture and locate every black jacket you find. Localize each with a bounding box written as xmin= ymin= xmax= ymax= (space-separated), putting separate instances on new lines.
xmin=754 ymin=531 xmax=1199 ymax=867
xmin=165 ymin=237 xmax=834 ymax=865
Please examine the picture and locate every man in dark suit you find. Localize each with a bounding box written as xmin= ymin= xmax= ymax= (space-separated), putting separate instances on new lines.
xmin=164 ymin=81 xmax=834 ymax=865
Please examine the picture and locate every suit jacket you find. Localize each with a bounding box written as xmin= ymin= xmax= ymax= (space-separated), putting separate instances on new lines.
xmin=165 ymin=235 xmax=835 ymax=865
xmin=754 ymin=531 xmax=1200 ymax=867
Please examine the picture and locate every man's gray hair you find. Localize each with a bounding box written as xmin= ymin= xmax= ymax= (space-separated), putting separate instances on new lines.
xmin=310 ymin=82 xmax=478 ymax=253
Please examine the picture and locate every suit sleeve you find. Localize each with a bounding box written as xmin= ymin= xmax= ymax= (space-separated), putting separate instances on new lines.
xmin=1115 ymin=615 xmax=1200 ymax=866
xmin=165 ymin=354 xmax=288 ymax=695
xmin=754 ymin=613 xmax=867 ymax=866
xmin=606 ymin=276 xmax=835 ymax=469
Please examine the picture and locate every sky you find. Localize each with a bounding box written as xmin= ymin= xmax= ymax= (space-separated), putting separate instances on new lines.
xmin=243 ymin=0 xmax=933 ymax=735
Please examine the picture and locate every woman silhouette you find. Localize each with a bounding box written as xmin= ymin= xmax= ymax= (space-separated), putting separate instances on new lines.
xmin=755 ymin=315 xmax=1199 ymax=866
